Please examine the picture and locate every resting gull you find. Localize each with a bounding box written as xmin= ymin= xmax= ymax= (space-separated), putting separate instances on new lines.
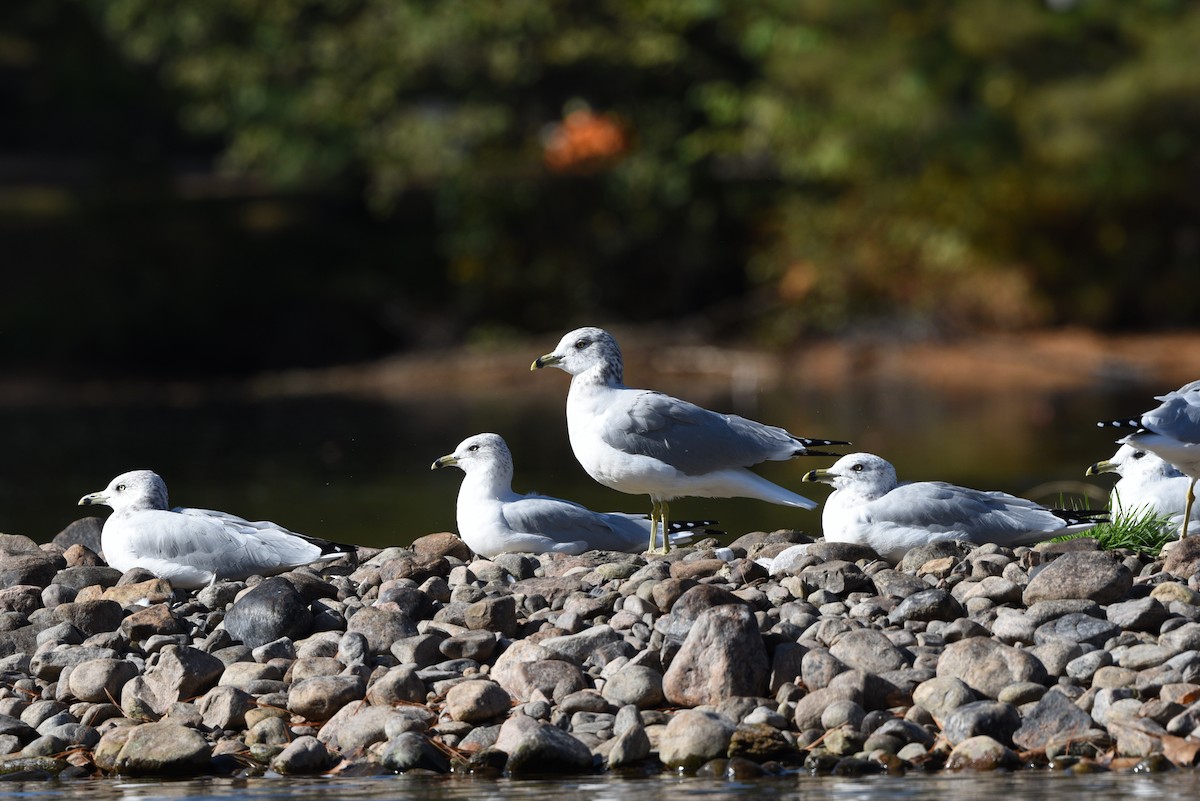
xmin=1100 ymin=379 xmax=1200 ymax=537
xmin=1087 ymin=443 xmax=1197 ymax=535
xmin=432 ymin=433 xmax=714 ymax=556
xmin=78 ymin=469 xmax=355 ymax=589
xmin=532 ymin=326 xmax=846 ymax=552
xmin=803 ymin=452 xmax=1105 ymax=563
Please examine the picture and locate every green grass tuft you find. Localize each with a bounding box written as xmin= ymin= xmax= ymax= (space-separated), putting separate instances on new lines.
xmin=1053 ymin=503 xmax=1176 ymax=557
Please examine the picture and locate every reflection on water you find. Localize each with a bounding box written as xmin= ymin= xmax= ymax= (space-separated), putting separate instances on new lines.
xmin=0 ymin=379 xmax=1156 ymax=548
xmin=0 ymin=772 xmax=1197 ymax=801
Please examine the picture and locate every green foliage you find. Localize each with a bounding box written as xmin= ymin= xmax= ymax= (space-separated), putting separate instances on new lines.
xmin=1055 ymin=505 xmax=1175 ymax=557
xmin=6 ymin=1 xmax=1200 ymax=370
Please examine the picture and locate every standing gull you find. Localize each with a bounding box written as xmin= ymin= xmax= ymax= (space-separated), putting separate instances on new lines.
xmin=1087 ymin=443 xmax=1198 ymax=535
xmin=78 ymin=469 xmax=355 ymax=589
xmin=1100 ymin=379 xmax=1200 ymax=537
xmin=432 ymin=433 xmax=715 ymax=556
xmin=803 ymin=453 xmax=1105 ymax=563
xmin=532 ymin=327 xmax=846 ymax=552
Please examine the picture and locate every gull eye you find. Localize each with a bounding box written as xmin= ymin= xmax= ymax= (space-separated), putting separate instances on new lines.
xmin=1133 ymin=450 xmax=1146 ymax=459
xmin=574 ymin=338 xmax=590 ymax=350
xmin=851 ymin=463 xmax=864 ymax=472
xmin=467 ymin=444 xmax=480 ymax=452
xmin=116 ymin=483 xmax=126 ymax=492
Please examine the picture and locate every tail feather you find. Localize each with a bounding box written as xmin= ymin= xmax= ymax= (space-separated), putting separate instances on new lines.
xmin=1050 ymin=509 xmax=1109 ymax=526
xmin=1097 ymin=418 xmax=1144 ymax=429
xmin=666 ymin=519 xmax=724 ymax=546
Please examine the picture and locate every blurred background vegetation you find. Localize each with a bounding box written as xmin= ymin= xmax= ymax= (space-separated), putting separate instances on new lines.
xmin=4 ymin=0 xmax=1199 ymax=378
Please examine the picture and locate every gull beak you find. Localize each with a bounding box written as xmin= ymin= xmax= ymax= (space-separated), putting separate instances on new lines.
xmin=1086 ymin=459 xmax=1115 ymax=477
xmin=531 ymin=352 xmax=562 ymax=371
xmin=802 ymin=468 xmax=834 ymax=484
xmin=78 ymin=491 xmax=108 ymax=506
xmin=431 ymin=454 xmax=458 ymax=470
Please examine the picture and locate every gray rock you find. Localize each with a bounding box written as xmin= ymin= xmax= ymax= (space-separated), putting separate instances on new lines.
xmin=445 ymin=680 xmax=512 ymax=723
xmin=67 ymin=658 xmax=139 ymax=703
xmin=1023 ymin=552 xmax=1133 ymax=605
xmin=346 ymin=606 xmax=418 ymax=654
xmin=496 ymin=659 xmax=587 ymax=703
xmin=120 ymin=604 xmax=183 ymax=641
xmin=1034 ymin=612 xmax=1121 ymax=648
xmin=271 ymin=735 xmax=332 ymax=774
xmin=663 ymin=604 xmax=768 ymax=707
xmin=897 ymin=541 xmax=970 ymax=573
xmin=1012 ymin=689 xmax=1096 ymax=750
xmin=223 ymin=578 xmax=313 ymax=648
xmin=53 ymin=565 xmax=121 ymax=591
xmin=888 ymin=588 xmax=964 ymax=624
xmin=1066 ymin=649 xmax=1114 ymax=682
xmin=287 ymin=675 xmax=366 ymax=722
xmin=541 ymin=625 xmax=623 ymax=665
xmin=54 ymin=600 xmax=124 ymax=637
xmin=1107 ymin=597 xmax=1170 ymax=631
xmin=944 ymin=734 xmax=1019 ymax=770
xmin=198 ymin=686 xmax=255 ymax=731
xmin=145 ymin=646 xmax=225 ymax=706
xmin=366 ymin=665 xmax=427 ymax=705
xmin=829 ymin=628 xmax=910 ymax=674
xmin=0 ymin=553 xmax=64 ymax=587
xmin=658 ymin=709 xmax=735 ymax=770
xmin=317 ymin=700 xmax=432 ymax=752
xmin=601 ymin=665 xmax=664 ymax=709
xmin=937 ymin=637 xmax=1048 ymax=699
xmin=607 ymin=720 xmax=652 ymax=767
xmin=801 ymin=648 xmax=848 ymax=690
xmin=380 ymin=731 xmax=451 ymax=773
xmin=942 ymin=701 xmax=1022 ymax=747
xmin=439 ymin=629 xmax=498 ymax=662
xmin=496 ymin=714 xmax=594 ymax=774
xmin=391 ymin=633 xmax=447 ymax=667
xmin=465 ymin=595 xmax=518 ymax=637
xmin=793 ymin=685 xmax=861 ymax=731
xmin=54 ymin=517 xmax=104 ymax=553
xmin=30 ymin=646 xmax=118 ymax=681
xmin=97 ymin=721 xmax=211 ymax=775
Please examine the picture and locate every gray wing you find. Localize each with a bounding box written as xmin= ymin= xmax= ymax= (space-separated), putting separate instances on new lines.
xmin=501 ymin=495 xmax=643 ymax=551
xmin=125 ymin=510 xmax=322 ymax=577
xmin=1142 ymin=395 xmax=1200 ymax=445
xmin=599 ymin=390 xmax=800 ymax=475
xmin=869 ymin=482 xmax=1061 ymax=540
xmin=178 ymin=507 xmax=352 ymax=555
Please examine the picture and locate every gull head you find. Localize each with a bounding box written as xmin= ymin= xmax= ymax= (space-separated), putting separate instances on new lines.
xmin=432 ymin=433 xmax=514 ymax=479
xmin=1088 ymin=443 xmax=1182 ymax=481
xmin=531 ymin=326 xmax=623 ymax=383
xmin=803 ymin=452 xmax=899 ymax=495
xmin=78 ymin=469 xmax=170 ymax=512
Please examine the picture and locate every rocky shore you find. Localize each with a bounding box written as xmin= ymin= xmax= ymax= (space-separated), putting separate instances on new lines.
xmin=5 ymin=519 xmax=1200 ymax=782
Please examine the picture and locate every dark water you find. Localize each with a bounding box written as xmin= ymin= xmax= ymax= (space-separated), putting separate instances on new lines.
xmin=1 ymin=771 xmax=1199 ymax=801
xmin=0 ymin=377 xmax=1157 ymax=548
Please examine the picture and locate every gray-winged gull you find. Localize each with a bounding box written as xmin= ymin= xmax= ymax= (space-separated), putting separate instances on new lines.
xmin=1087 ymin=443 xmax=1196 ymax=536
xmin=803 ymin=452 xmax=1105 ymax=563
xmin=1100 ymin=379 xmax=1200 ymax=537
xmin=78 ymin=469 xmax=355 ymax=589
xmin=432 ymin=433 xmax=715 ymax=556
xmin=532 ymin=326 xmax=846 ymax=552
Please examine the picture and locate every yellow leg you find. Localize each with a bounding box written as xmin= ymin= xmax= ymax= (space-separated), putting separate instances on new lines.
xmin=648 ymin=500 xmax=660 ymax=553
xmin=659 ymin=501 xmax=671 ymax=554
xmin=1184 ymin=480 xmax=1196 ymax=539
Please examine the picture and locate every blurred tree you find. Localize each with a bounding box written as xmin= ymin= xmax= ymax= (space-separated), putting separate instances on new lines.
xmin=3 ymin=0 xmax=1198 ymax=374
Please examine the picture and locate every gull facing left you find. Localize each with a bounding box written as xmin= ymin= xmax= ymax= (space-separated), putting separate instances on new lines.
xmin=804 ymin=453 xmax=1105 ymax=563
xmin=532 ymin=326 xmax=847 ymax=552
xmin=432 ymin=433 xmax=714 ymax=557
xmin=1100 ymin=379 xmax=1200 ymax=537
xmin=1087 ymin=443 xmax=1198 ymax=535
xmin=78 ymin=469 xmax=355 ymax=589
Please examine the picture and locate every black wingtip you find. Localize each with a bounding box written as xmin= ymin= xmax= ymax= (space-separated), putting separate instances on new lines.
xmin=1050 ymin=509 xmax=1110 ymax=525
xmin=1097 ymin=418 xmax=1143 ymax=429
xmin=667 ymin=519 xmax=719 ymax=532
xmin=797 ymin=437 xmax=852 ymax=448
xmin=797 ymin=449 xmax=845 ymax=458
